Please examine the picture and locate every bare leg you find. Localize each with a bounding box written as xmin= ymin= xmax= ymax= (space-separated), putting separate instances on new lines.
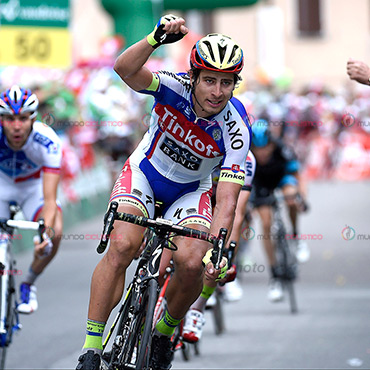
xmin=256 ymin=205 xmax=275 ymax=266
xmin=88 ymin=205 xmax=145 ymax=323
xmin=165 ymin=227 xmax=210 ymax=319
xmin=282 ymin=184 xmax=298 ymax=235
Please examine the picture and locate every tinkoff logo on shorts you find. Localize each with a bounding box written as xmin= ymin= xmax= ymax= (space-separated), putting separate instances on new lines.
xmin=341 ymin=225 xmax=355 ymax=241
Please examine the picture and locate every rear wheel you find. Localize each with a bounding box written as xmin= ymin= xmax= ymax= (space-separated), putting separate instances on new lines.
xmin=180 ymin=341 xmax=190 ymax=362
xmin=283 ymin=241 xmax=298 ymax=314
xmin=172 ymin=322 xmax=190 ymax=362
xmin=193 ymin=341 xmax=200 ymax=356
xmin=285 ymin=280 xmax=298 ymax=314
xmin=276 ymin=237 xmax=298 ymax=314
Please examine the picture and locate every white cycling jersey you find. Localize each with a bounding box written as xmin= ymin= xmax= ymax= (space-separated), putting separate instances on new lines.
xmin=0 ymin=121 xmax=62 ymax=220
xmin=132 ymin=71 xmax=252 ymax=185
xmin=110 ymin=71 xmax=252 ymax=226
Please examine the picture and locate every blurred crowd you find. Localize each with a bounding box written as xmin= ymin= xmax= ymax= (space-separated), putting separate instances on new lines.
xmin=237 ymin=79 xmax=370 ymax=182
xmin=0 ymin=62 xmax=153 ymax=203
xmin=1 ymin=57 xmax=369 ymax=204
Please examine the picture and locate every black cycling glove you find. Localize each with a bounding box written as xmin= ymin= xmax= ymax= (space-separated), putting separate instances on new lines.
xmin=147 ymin=14 xmax=187 ymax=49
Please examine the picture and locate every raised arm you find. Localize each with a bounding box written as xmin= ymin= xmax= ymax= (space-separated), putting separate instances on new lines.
xmin=347 ymin=58 xmax=370 ymax=86
xmin=114 ymin=15 xmax=188 ymax=92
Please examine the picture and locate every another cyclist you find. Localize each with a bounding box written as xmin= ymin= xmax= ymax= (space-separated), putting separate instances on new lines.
xmin=0 ymin=85 xmax=63 ymax=313
xmin=76 ymin=15 xmax=252 ymax=370
xmin=182 ymin=151 xmax=256 ymax=343
xmin=250 ymin=120 xmax=309 ymax=302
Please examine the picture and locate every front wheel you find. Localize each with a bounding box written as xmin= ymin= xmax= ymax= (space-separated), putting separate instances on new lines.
xmin=212 ymin=289 xmax=225 ymax=335
xmin=0 ymin=274 xmax=17 ymax=370
xmin=102 ymin=279 xmax=158 ymax=370
xmin=285 ymin=280 xmax=298 ymax=314
xmin=276 ymin=238 xmax=299 ymax=314
xmin=135 ymin=279 xmax=158 ymax=369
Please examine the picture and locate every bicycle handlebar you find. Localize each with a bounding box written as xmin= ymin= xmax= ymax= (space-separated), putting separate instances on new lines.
xmin=219 ymin=240 xmax=237 ymax=286
xmin=210 ymin=228 xmax=227 ymax=270
xmin=0 ymin=218 xmax=45 ymax=246
xmin=6 ymin=220 xmax=40 ymax=231
xmin=97 ymin=202 xmax=228 ymax=269
xmin=3 ymin=219 xmax=45 ymax=242
xmin=262 ymin=191 xmax=309 ymax=213
xmin=226 ymin=240 xmax=237 ymax=266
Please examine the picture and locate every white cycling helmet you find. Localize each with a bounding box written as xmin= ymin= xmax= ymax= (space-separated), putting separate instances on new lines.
xmin=0 ymin=85 xmax=39 ymax=119
xmin=190 ymin=33 xmax=244 ymax=74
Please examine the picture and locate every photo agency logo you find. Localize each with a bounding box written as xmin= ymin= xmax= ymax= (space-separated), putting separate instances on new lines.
xmin=42 ymin=226 xmax=55 ymax=239
xmin=42 ymin=113 xmax=125 ymax=128
xmin=42 ymin=113 xmax=56 ymax=127
xmin=241 ymin=226 xmax=255 ymax=240
xmin=341 ymin=113 xmax=356 ymax=128
xmin=341 ymin=112 xmax=370 ymax=128
xmin=341 ymin=225 xmax=355 ymax=241
xmin=142 ymin=113 xmax=152 ymax=128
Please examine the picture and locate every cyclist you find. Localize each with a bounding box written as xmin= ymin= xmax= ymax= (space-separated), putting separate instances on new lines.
xmin=76 ymin=14 xmax=252 ymax=370
xmin=0 ymin=85 xmax=63 ymax=314
xmin=250 ymin=120 xmax=309 ymax=302
xmin=182 ymin=151 xmax=256 ymax=343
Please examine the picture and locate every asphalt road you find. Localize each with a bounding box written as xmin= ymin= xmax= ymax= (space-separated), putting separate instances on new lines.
xmin=4 ymin=180 xmax=370 ymax=369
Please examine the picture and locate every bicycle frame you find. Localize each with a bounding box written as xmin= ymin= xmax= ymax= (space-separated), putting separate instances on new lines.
xmin=102 ymin=229 xmax=165 ymax=351
xmin=0 ymin=231 xmax=18 ymax=340
xmin=153 ymin=261 xmax=197 ymax=362
xmin=98 ymin=201 xmax=227 ymax=370
xmin=0 ymin=204 xmax=45 ymax=369
xmin=270 ymin=192 xmax=298 ymax=313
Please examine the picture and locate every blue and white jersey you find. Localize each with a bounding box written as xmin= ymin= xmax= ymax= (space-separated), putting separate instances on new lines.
xmin=0 ymin=121 xmax=62 ymax=183
xmin=131 ymin=71 xmax=252 ymax=186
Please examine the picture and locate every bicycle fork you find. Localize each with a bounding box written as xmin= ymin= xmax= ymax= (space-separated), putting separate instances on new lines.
xmin=0 ymin=236 xmax=21 ymax=346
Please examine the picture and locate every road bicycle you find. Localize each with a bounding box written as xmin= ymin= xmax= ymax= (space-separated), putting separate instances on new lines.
xmin=270 ymin=192 xmax=299 ymax=314
xmin=97 ymin=201 xmax=227 ymax=370
xmin=0 ymin=202 xmax=44 ymax=369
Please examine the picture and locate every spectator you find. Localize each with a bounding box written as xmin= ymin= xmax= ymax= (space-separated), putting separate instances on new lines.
xmin=347 ymin=59 xmax=370 ymax=86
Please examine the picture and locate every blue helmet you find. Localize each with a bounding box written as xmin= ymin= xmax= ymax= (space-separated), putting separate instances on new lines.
xmin=251 ymin=120 xmax=271 ymax=147
xmin=0 ymin=85 xmax=39 ymax=119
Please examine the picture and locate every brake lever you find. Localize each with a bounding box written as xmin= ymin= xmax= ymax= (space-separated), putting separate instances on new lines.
xmin=97 ymin=202 xmax=118 ymax=254
xmin=211 ymin=228 xmax=227 ymax=270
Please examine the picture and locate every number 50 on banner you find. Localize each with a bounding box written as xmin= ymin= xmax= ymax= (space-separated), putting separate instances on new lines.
xmin=0 ymin=26 xmax=71 ymax=68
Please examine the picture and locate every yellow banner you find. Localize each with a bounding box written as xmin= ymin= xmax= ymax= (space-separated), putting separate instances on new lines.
xmin=0 ymin=26 xmax=71 ymax=68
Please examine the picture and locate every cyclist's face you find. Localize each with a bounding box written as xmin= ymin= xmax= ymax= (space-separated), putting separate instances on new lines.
xmin=1 ymin=113 xmax=34 ymax=150
xmin=191 ymin=70 xmax=235 ymax=118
